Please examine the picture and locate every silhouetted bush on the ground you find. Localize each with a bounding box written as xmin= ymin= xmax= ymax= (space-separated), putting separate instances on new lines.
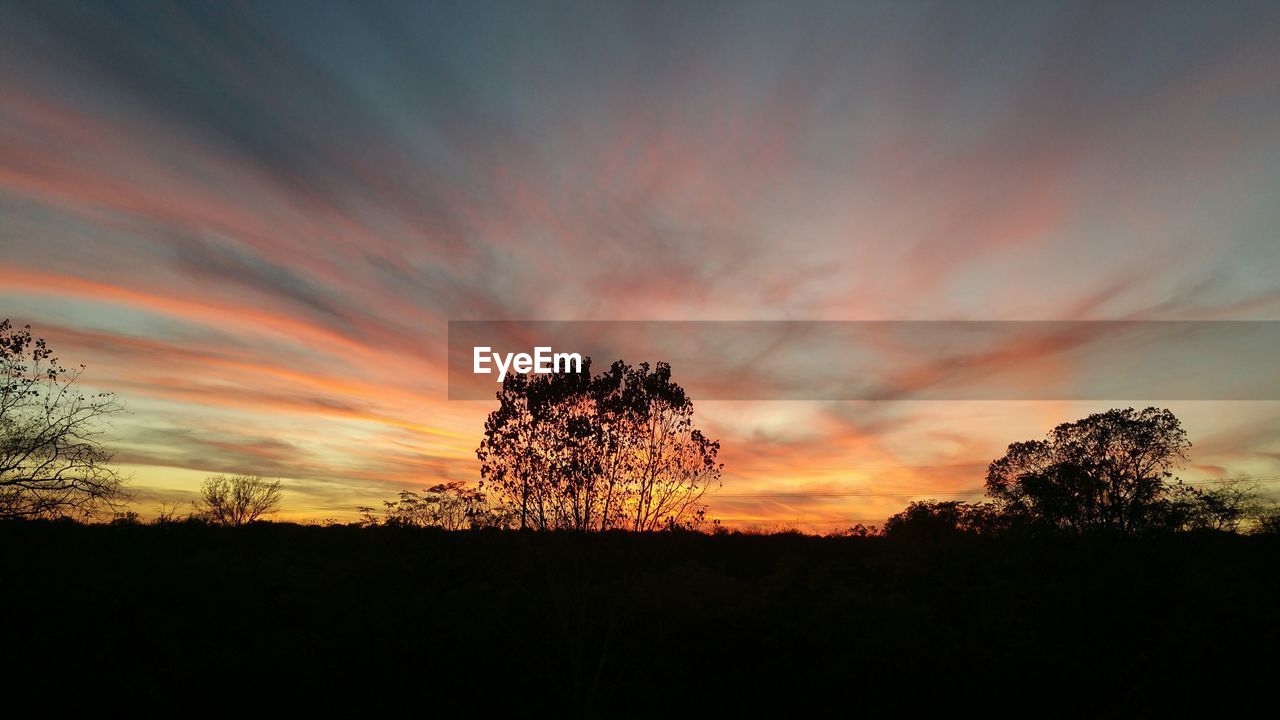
xmin=2 ymin=521 xmax=1275 ymax=715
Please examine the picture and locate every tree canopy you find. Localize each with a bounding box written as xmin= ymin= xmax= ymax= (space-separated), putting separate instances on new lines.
xmin=1 ymin=319 xmax=129 ymax=519
xmin=880 ymin=408 xmax=1273 ymax=538
xmin=985 ymin=407 xmax=1192 ymax=533
xmin=477 ymin=359 xmax=721 ymax=531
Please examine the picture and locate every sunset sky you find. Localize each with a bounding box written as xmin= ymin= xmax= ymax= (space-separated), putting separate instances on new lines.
xmin=3 ymin=0 xmax=1279 ymax=528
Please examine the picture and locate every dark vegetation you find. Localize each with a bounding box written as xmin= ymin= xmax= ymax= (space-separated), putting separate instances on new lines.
xmin=4 ymin=521 xmax=1277 ymax=714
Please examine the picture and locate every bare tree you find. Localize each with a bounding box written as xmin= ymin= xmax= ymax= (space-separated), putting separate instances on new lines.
xmin=1 ymin=319 xmax=130 ymax=520
xmin=197 ymin=474 xmax=282 ymax=526
xmin=1168 ymin=479 xmax=1266 ymax=532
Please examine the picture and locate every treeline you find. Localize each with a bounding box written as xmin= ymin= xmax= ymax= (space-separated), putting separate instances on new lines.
xmin=4 ymin=520 xmax=1278 ymax=713
xmin=878 ymin=407 xmax=1280 ymax=538
xmin=356 ymin=406 xmax=1280 ymax=538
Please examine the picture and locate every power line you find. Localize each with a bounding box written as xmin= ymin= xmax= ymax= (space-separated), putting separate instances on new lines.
xmin=1182 ymin=475 xmax=1280 ymax=485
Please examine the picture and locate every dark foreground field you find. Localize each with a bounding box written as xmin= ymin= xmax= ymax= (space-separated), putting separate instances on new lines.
xmin=3 ymin=521 xmax=1276 ymax=715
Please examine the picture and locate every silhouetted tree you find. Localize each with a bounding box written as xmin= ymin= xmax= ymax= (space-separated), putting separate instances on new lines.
xmin=153 ymin=502 xmax=188 ymax=525
xmin=477 ymin=359 xmax=721 ymax=531
xmin=1165 ymin=480 xmax=1266 ymax=532
xmin=0 ymin=319 xmax=129 ymax=519
xmin=986 ymin=407 xmax=1192 ymax=533
xmin=197 ymin=474 xmax=281 ymax=526
xmin=883 ymin=500 xmax=1001 ymax=540
xmin=874 ymin=409 xmax=1276 ymax=536
xmin=838 ymin=523 xmax=879 ymax=538
xmin=359 ymin=481 xmax=512 ymax=529
xmin=476 ymin=367 xmax=586 ymax=530
xmin=611 ymin=361 xmax=723 ymax=531
xmin=1255 ymin=507 xmax=1280 ymax=535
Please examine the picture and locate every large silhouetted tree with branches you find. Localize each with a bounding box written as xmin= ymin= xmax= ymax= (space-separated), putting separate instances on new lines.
xmin=985 ymin=407 xmax=1192 ymax=533
xmin=881 ymin=407 xmax=1271 ymax=537
xmin=0 ymin=320 xmax=129 ymax=519
xmin=477 ymin=359 xmax=721 ymax=531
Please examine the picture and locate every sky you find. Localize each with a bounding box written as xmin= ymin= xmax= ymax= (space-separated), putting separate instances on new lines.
xmin=2 ymin=0 xmax=1279 ymax=528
